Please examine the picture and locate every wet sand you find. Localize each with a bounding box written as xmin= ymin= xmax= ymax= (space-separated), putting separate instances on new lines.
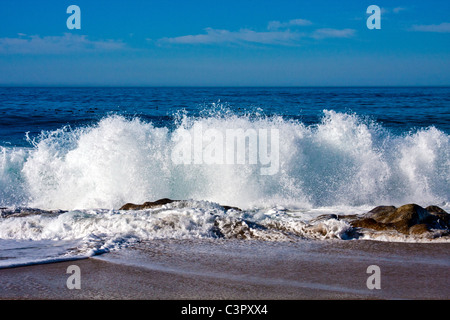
xmin=0 ymin=239 xmax=448 ymax=300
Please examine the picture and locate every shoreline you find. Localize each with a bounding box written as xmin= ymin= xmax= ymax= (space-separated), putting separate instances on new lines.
xmin=0 ymin=238 xmax=448 ymax=300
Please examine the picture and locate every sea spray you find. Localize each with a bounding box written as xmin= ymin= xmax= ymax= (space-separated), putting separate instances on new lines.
xmin=0 ymin=110 xmax=448 ymax=210
xmin=0 ymin=146 xmax=29 ymax=207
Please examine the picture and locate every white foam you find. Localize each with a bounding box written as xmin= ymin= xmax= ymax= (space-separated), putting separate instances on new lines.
xmin=0 ymin=110 xmax=448 ymax=211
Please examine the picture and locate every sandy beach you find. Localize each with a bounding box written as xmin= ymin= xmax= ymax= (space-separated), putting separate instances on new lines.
xmin=0 ymin=239 xmax=448 ymax=300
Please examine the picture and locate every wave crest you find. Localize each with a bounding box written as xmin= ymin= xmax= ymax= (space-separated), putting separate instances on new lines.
xmin=0 ymin=110 xmax=448 ymax=210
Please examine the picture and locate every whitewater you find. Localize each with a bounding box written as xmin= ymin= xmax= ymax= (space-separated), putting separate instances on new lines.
xmin=0 ymin=109 xmax=449 ymax=267
xmin=1 ymin=110 xmax=449 ymax=210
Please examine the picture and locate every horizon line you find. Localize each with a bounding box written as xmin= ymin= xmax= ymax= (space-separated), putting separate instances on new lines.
xmin=1 ymin=85 xmax=449 ymax=88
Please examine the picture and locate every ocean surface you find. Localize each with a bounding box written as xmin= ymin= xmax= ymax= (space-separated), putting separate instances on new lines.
xmin=0 ymin=87 xmax=449 ymax=267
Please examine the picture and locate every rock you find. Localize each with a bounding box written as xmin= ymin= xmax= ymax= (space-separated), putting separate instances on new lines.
xmin=310 ymin=214 xmax=340 ymax=223
xmin=119 ymin=198 xmax=241 ymax=212
xmin=221 ymin=205 xmax=242 ymax=212
xmin=426 ymin=205 xmax=448 ymax=215
xmin=119 ymin=198 xmax=177 ymax=210
xmin=372 ymin=204 xmax=431 ymax=234
xmin=349 ymin=204 xmax=450 ymax=236
xmin=350 ymin=218 xmax=388 ymax=231
xmin=409 ymin=224 xmax=430 ymax=235
xmin=0 ymin=208 xmax=67 ymax=218
xmin=366 ymin=206 xmax=396 ymax=220
xmin=425 ymin=205 xmax=449 ymax=226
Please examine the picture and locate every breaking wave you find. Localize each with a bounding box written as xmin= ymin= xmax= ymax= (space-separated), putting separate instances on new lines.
xmin=1 ymin=110 xmax=448 ymax=210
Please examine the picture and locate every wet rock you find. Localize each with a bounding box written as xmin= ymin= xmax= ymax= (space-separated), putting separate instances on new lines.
xmin=409 ymin=224 xmax=431 ymax=235
xmin=119 ymin=198 xmax=177 ymax=210
xmin=350 ymin=218 xmax=387 ymax=231
xmin=426 ymin=205 xmax=448 ymax=215
xmin=119 ymin=198 xmax=241 ymax=212
xmin=349 ymin=204 xmax=449 ymax=236
xmin=0 ymin=207 xmax=67 ymax=218
xmin=221 ymin=205 xmax=242 ymax=212
xmin=310 ymin=214 xmax=340 ymax=223
xmin=425 ymin=205 xmax=449 ymax=226
xmin=366 ymin=205 xmax=396 ymax=219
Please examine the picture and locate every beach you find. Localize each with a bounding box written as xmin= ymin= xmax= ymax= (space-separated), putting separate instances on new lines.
xmin=1 ymin=239 xmax=448 ymax=300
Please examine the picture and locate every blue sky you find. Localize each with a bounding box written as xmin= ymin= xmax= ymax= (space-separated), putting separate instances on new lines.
xmin=0 ymin=0 xmax=449 ymax=86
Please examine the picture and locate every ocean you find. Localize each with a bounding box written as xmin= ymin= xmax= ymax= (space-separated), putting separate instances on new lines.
xmin=0 ymin=87 xmax=449 ymax=268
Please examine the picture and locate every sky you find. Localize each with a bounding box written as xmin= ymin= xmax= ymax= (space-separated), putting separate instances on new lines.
xmin=0 ymin=0 xmax=449 ymax=86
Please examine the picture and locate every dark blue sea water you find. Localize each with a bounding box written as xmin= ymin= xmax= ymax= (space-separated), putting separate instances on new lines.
xmin=1 ymin=87 xmax=449 ymax=147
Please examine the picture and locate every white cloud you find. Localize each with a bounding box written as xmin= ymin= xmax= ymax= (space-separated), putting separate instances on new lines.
xmin=158 ymin=18 xmax=355 ymax=46
xmin=267 ymin=18 xmax=312 ymax=30
xmin=159 ymin=27 xmax=303 ymax=45
xmin=392 ymin=7 xmax=407 ymax=13
xmin=380 ymin=7 xmax=389 ymax=15
xmin=411 ymin=22 xmax=450 ymax=33
xmin=380 ymin=7 xmax=407 ymax=15
xmin=311 ymin=28 xmax=356 ymax=39
xmin=0 ymin=33 xmax=126 ymax=54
